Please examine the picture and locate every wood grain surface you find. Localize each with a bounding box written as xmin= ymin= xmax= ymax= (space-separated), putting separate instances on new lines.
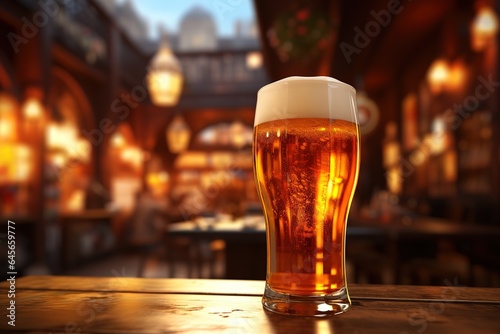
xmin=1 ymin=276 xmax=499 ymax=334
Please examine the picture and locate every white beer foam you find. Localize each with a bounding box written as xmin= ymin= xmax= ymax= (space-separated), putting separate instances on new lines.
xmin=255 ymin=76 xmax=358 ymax=126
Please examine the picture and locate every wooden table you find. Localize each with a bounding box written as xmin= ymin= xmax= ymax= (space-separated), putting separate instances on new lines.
xmin=167 ymin=219 xmax=266 ymax=279
xmin=59 ymin=209 xmax=116 ymax=270
xmin=1 ymin=276 xmax=500 ymax=333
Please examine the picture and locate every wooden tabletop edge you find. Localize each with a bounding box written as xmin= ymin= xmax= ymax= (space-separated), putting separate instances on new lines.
xmin=2 ymin=276 xmax=500 ymax=303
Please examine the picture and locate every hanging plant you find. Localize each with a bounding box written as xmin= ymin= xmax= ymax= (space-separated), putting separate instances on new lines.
xmin=267 ymin=7 xmax=333 ymax=62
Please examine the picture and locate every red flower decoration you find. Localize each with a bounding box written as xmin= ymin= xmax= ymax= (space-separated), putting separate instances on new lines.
xmin=296 ymin=9 xmax=310 ymax=21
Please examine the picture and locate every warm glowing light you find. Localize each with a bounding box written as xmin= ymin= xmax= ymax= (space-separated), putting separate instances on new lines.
xmin=75 ymin=139 xmax=91 ymax=161
xmin=146 ymin=171 xmax=169 ymax=196
xmin=47 ymin=122 xmax=78 ymax=151
xmin=111 ymin=132 xmax=126 ymax=148
xmin=0 ymin=117 xmax=14 ymax=141
xmin=0 ymin=144 xmax=33 ymax=182
xmin=331 ymin=179 xmax=343 ymax=200
xmin=175 ymin=152 xmax=208 ymax=168
xmin=146 ymin=172 xmax=157 ymax=186
xmin=426 ymin=116 xmax=447 ymax=155
xmin=0 ymin=93 xmax=17 ymax=142
xmin=0 ymin=93 xmax=15 ymax=113
xmin=147 ymin=40 xmax=183 ymax=106
xmin=46 ymin=124 xmax=59 ymax=148
xmin=166 ymin=115 xmax=191 ymax=153
xmin=383 ymin=142 xmax=400 ymax=168
xmin=472 ymin=7 xmax=499 ymax=51
xmin=158 ymin=171 xmax=169 ymax=182
xmin=0 ymin=145 xmax=14 ymax=183
xmin=121 ymin=146 xmax=143 ymax=169
xmin=409 ymin=144 xmax=427 ymax=166
xmin=111 ymin=178 xmax=142 ymax=211
xmin=317 ymin=303 xmax=334 ymax=313
xmin=15 ymin=145 xmax=32 ymax=182
xmin=246 ymin=51 xmax=263 ymax=69
xmin=211 ymin=152 xmax=233 ymax=169
xmin=315 ymin=262 xmax=324 ymax=276
xmin=387 ymin=167 xmax=403 ymax=194
xmin=230 ymin=121 xmax=247 ymax=148
xmin=146 ymin=171 xmax=169 ymax=186
xmin=427 ymin=59 xmax=450 ymax=94
xmin=22 ymin=97 xmax=43 ymax=120
xmin=66 ymin=190 xmax=85 ymax=212
xmin=47 ymin=122 xmax=90 ymax=165
xmin=444 ymin=151 xmax=457 ymax=182
xmin=50 ymin=153 xmax=67 ymax=167
xmin=432 ymin=117 xmax=445 ymax=135
xmin=447 ymin=61 xmax=467 ymax=92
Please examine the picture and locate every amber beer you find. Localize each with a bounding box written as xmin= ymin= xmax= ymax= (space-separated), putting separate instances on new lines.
xmin=253 ymin=77 xmax=359 ymax=316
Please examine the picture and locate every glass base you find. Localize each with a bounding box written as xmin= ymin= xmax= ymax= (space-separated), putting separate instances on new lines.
xmin=262 ymin=283 xmax=351 ymax=317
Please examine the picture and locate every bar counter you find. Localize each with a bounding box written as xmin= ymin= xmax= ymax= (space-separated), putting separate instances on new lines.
xmin=1 ymin=276 xmax=499 ymax=333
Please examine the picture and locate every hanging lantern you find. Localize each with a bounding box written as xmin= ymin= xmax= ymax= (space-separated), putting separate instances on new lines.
xmin=147 ymin=34 xmax=183 ymax=106
xmin=22 ymin=97 xmax=43 ymax=120
xmin=166 ymin=115 xmax=191 ymax=153
xmin=471 ymin=6 xmax=499 ymax=51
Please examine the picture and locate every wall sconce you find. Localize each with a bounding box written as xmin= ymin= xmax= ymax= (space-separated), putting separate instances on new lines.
xmin=166 ymin=115 xmax=191 ymax=154
xmin=22 ymin=88 xmax=44 ymax=120
xmin=110 ymin=132 xmax=126 ymax=148
xmin=147 ymin=34 xmax=184 ymax=106
xmin=427 ymin=59 xmax=450 ymax=94
xmin=471 ymin=6 xmax=499 ymax=51
xmin=22 ymin=97 xmax=43 ymax=120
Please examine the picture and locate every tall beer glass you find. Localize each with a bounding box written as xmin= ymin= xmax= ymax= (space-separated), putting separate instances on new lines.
xmin=253 ymin=77 xmax=360 ymax=316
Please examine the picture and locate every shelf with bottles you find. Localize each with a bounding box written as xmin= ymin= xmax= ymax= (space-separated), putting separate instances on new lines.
xmin=59 ymin=210 xmax=116 ymax=270
xmin=456 ymin=110 xmax=494 ymax=195
xmin=427 ymin=149 xmax=458 ymax=198
xmin=457 ymin=111 xmax=492 ymax=167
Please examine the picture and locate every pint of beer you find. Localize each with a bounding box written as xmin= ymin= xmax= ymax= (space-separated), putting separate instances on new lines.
xmin=253 ymin=77 xmax=359 ymax=316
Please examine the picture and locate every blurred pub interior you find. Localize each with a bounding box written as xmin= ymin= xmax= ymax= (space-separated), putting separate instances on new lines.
xmin=0 ymin=0 xmax=499 ymax=287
